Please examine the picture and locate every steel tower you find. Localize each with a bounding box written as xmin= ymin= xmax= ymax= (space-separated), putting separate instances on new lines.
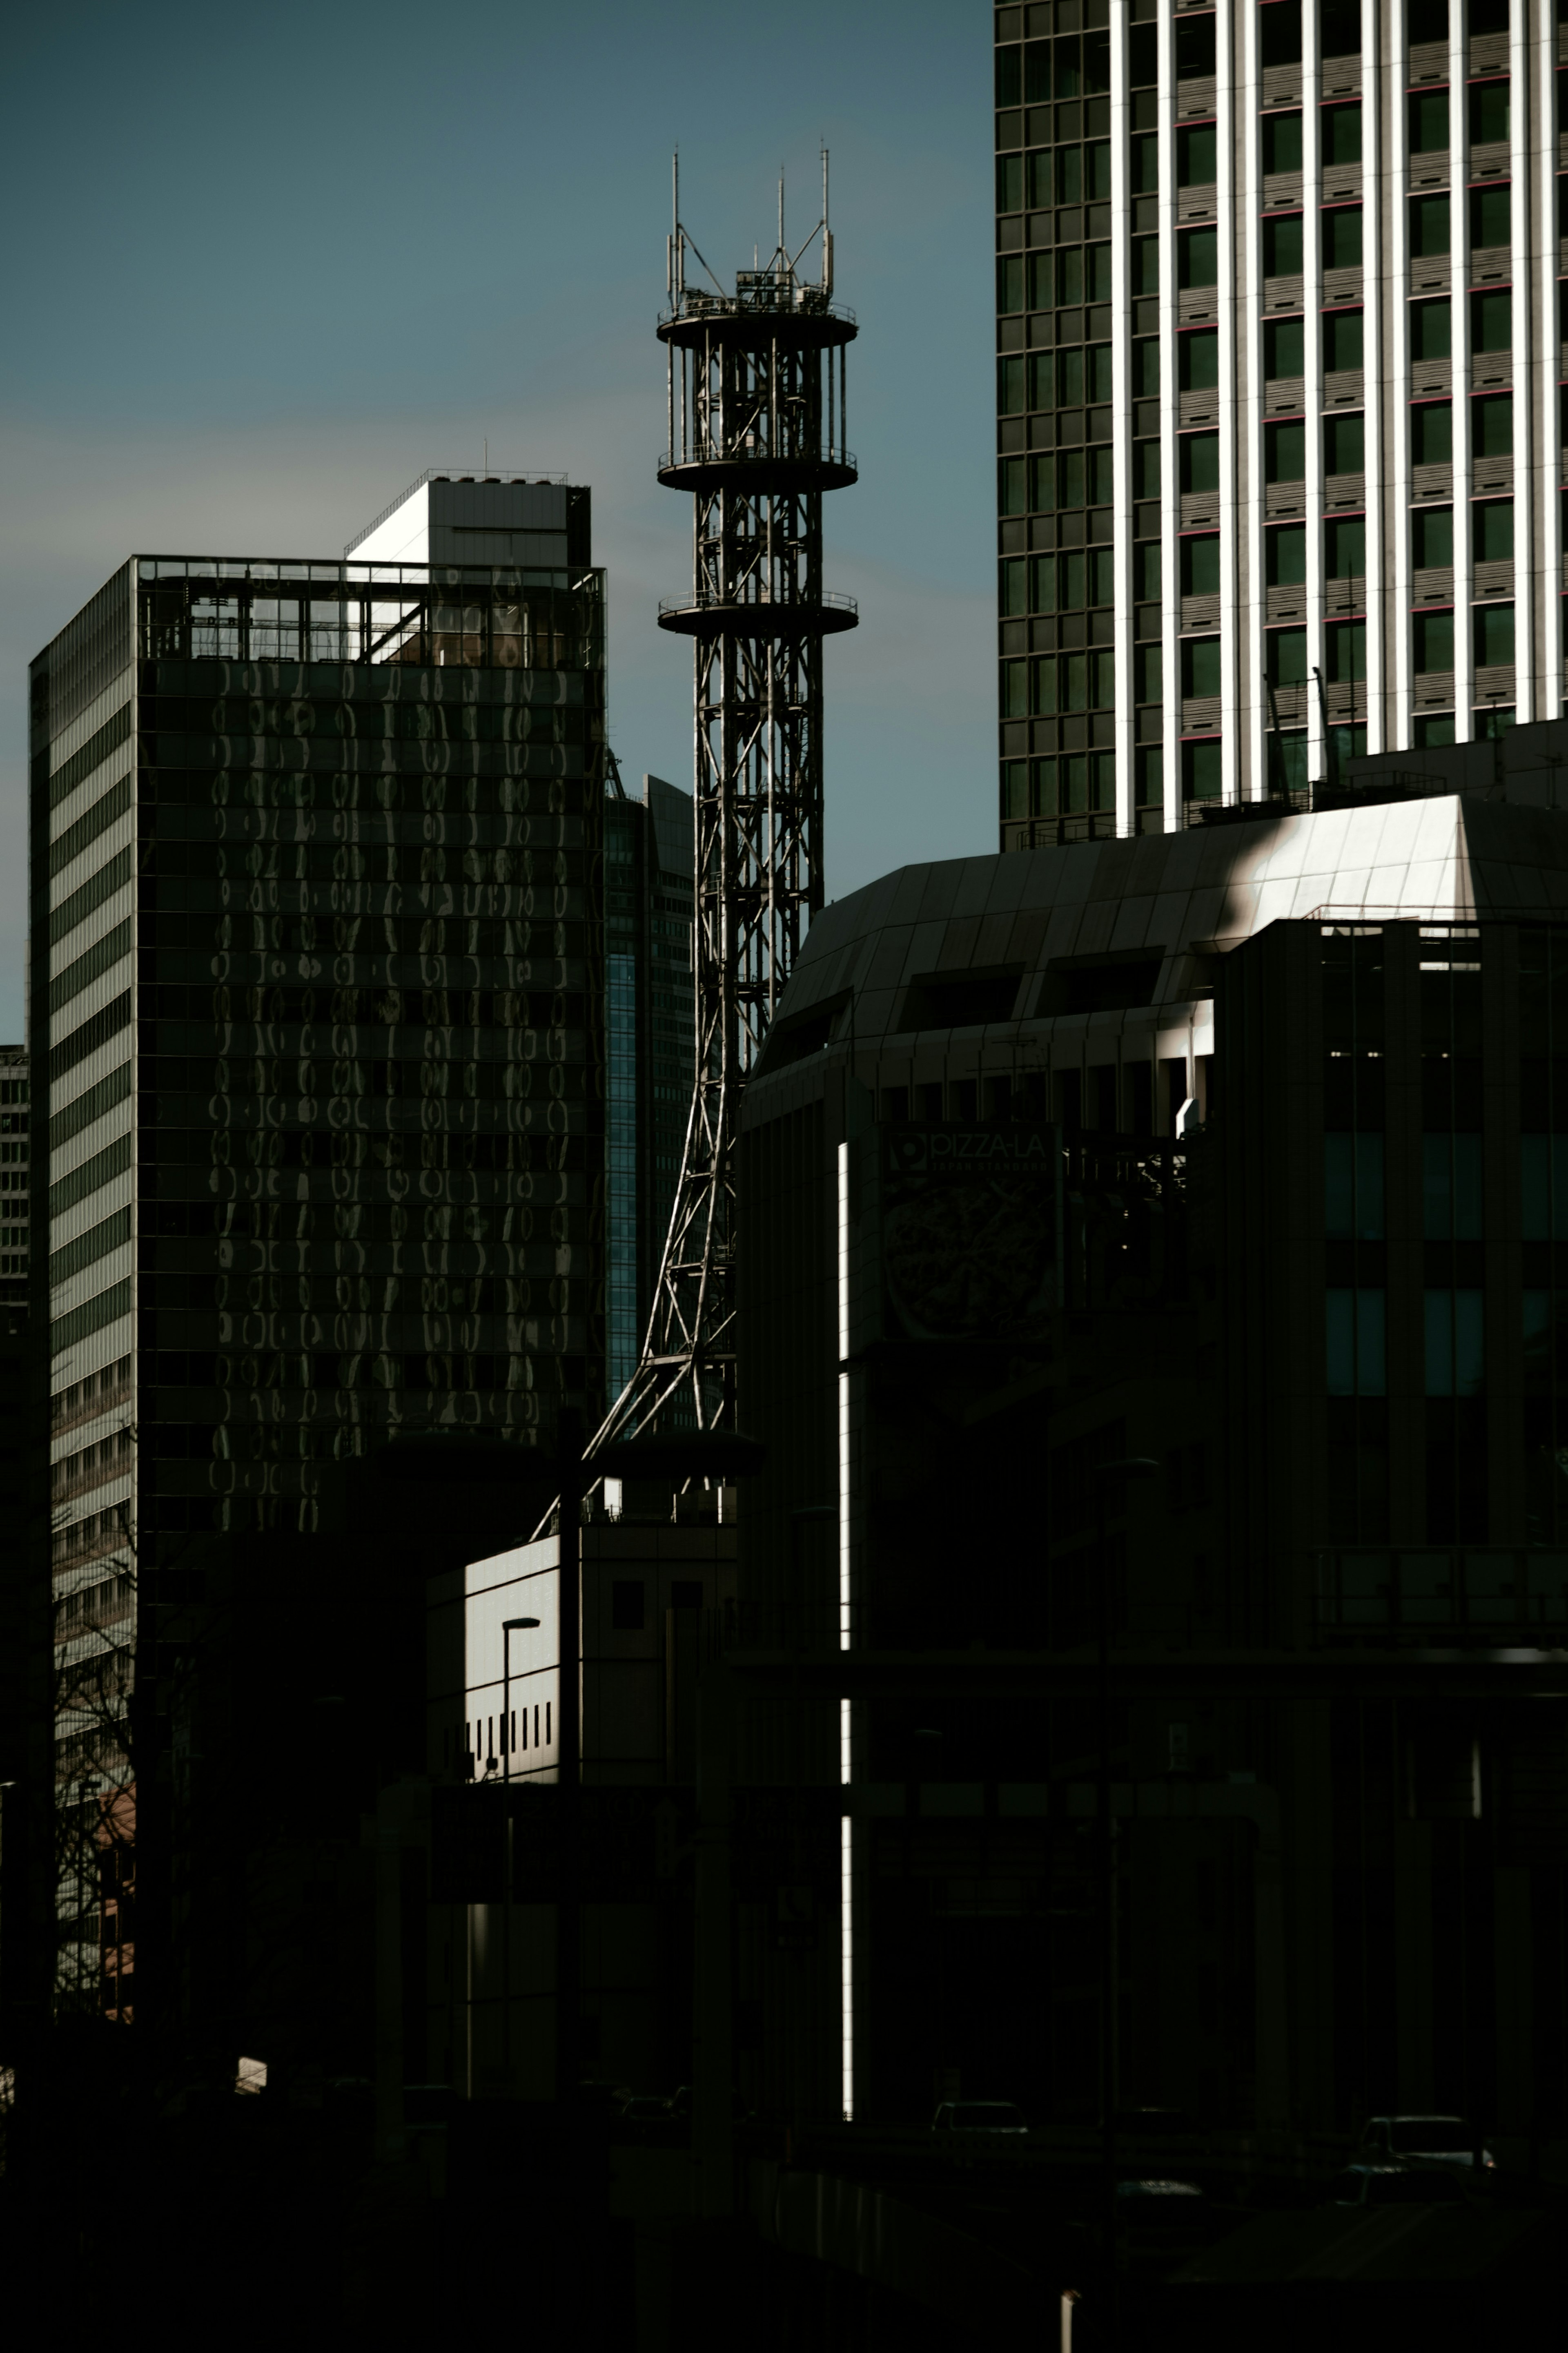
xmin=599 ymin=160 xmax=857 ymax=1445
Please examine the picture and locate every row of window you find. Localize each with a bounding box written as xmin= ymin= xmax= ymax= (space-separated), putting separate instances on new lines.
xmin=997 ymin=3 xmax=1373 ymax=108
xmin=998 ymin=80 xmax=1522 ymax=205
xmin=998 ymin=193 xmax=1517 ymax=314
xmin=998 ymin=294 xmax=1510 ymax=418
xmin=1001 ymin=503 xmax=1516 ymax=618
xmin=999 ymin=397 xmax=1512 ymax=514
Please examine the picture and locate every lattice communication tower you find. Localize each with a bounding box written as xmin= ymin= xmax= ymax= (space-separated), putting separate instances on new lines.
xmin=597 ymin=158 xmax=858 ymax=1445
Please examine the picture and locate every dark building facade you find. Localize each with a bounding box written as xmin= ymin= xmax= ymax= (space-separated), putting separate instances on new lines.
xmin=604 ymin=773 xmax=694 ymax=1403
xmin=737 ymin=778 xmax=1568 ymax=2150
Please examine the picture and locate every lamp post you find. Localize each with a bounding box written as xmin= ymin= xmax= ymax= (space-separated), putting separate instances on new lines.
xmin=1091 ymin=1455 xmax=1160 ymax=2345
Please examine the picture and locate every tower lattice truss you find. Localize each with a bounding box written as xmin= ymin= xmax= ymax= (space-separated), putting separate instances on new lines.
xmin=597 ymin=165 xmax=857 ymax=1445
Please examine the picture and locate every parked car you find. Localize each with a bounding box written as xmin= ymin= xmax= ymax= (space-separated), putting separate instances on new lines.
xmin=930 ymin=2100 xmax=1028 ymax=2135
xmin=1331 ymin=2163 xmax=1470 ymax=2207
xmin=1357 ymin=2114 xmax=1495 ymax=2169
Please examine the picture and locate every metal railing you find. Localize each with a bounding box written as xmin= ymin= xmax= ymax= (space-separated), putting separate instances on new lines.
xmin=658 ymin=587 xmax=858 ymax=619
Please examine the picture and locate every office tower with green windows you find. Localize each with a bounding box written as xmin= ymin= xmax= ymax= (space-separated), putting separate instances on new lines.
xmin=0 ymin=1047 xmax=28 ymax=1307
xmin=996 ymin=0 xmax=1549 ymax=849
xmin=604 ymin=772 xmax=694 ymax=1405
xmin=30 ymin=481 xmax=606 ymax=1784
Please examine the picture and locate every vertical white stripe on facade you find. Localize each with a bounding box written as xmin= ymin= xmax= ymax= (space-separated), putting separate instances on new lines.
xmin=1242 ymin=0 xmax=1265 ymax=801
xmin=1111 ymin=0 xmax=1134 ymax=832
xmin=1303 ymin=0 xmax=1325 ymax=778
xmin=1218 ymin=0 xmax=1241 ymax=801
xmin=1160 ymin=0 xmax=1180 ymax=830
xmin=1512 ymin=0 xmax=1535 ymax=721
xmin=1450 ymin=9 xmax=1474 ymax=735
xmin=1534 ymin=0 xmax=1560 ymax=718
xmin=1362 ymin=0 xmax=1385 ymax=751
xmin=1391 ymin=0 xmax=1415 ymax=750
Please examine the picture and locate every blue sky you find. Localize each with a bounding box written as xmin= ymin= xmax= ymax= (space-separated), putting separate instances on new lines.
xmin=0 ymin=0 xmax=996 ymax=1042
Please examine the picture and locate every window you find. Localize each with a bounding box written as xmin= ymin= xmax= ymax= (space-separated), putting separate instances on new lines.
xmin=1412 ymin=401 xmax=1453 ymax=465
xmin=1003 ymin=660 xmax=1029 ymax=718
xmin=1000 ymin=558 xmax=1027 ymax=616
xmin=1470 ymin=183 xmax=1512 ymax=251
xmin=1327 ymin=620 xmax=1366 ymax=683
xmin=1323 ymin=206 xmax=1363 ymax=270
xmin=1131 ymin=134 xmax=1160 ymax=194
xmin=1261 ymin=3 xmax=1302 ymax=69
xmin=1423 ymin=1133 xmax=1483 ymax=1240
xmin=1469 ymin=78 xmax=1510 ymax=147
xmin=1135 ymin=441 xmax=1163 ymax=497
xmin=1027 ymin=152 xmax=1052 ymax=208
xmin=1181 ymin=535 xmax=1221 ymax=595
xmin=1056 ymin=248 xmax=1084 ymax=306
xmin=1175 ymin=12 xmax=1215 ymax=78
xmin=997 ymin=155 xmax=1023 ymax=213
xmin=1408 ymin=0 xmax=1448 ymax=37
xmin=1414 ymin=609 xmax=1455 ymax=672
xmin=1323 ymin=103 xmax=1362 ymax=165
xmin=1181 ymin=638 xmax=1223 ymax=699
xmin=1424 ymin=1291 xmax=1483 ymax=1397
xmin=1474 ymin=392 xmax=1512 ymax=457
xmin=1410 ymin=298 xmax=1451 ymax=361
xmin=1181 ymin=432 xmax=1220 ymax=493
xmin=1136 ymin=644 xmax=1163 ymax=703
xmin=1327 ymin=1291 xmax=1386 ymax=1396
xmin=1263 ymin=111 xmax=1303 ymax=174
xmin=1264 ymin=214 xmax=1304 ymax=277
xmin=1134 ymin=542 xmax=1162 ymax=599
xmin=1086 ymin=244 xmax=1112 ymax=302
xmin=1178 ymin=123 xmax=1217 ymax=185
xmin=1408 ymin=90 xmax=1449 ymax=156
xmin=1410 ymin=194 xmax=1451 ymax=257
xmin=1134 ymin=338 xmax=1161 ymax=395
xmin=1472 ymin=289 xmax=1511 ymax=354
xmin=1324 ymin=308 xmax=1363 ymax=371
xmin=1474 ymin=602 xmax=1515 ymax=667
xmin=996 ymin=45 xmax=1021 ymax=106
xmin=1413 ymin=506 xmax=1453 ymax=567
xmin=1180 ymin=329 xmax=1220 ymax=390
xmin=1325 ymin=1132 xmax=1385 ymax=1240
xmin=1056 ymin=145 xmax=1083 ymax=203
xmin=1325 ymin=413 xmax=1365 ymax=474
xmin=1179 ymin=226 xmax=1218 ymax=288
xmin=1085 ymin=142 xmax=1111 ymax=200
xmin=1265 ymin=419 xmax=1306 ymax=482
xmin=1267 ymin=524 xmax=1307 ymax=584
xmin=1320 ymin=0 xmax=1360 ymax=58
xmin=1415 ymin=712 xmax=1456 ymax=746
xmin=1265 ymin=316 xmax=1305 ymax=377
xmin=999 ymin=457 xmax=1028 ymax=516
xmin=1327 ymin=515 xmax=1365 ymax=577
xmin=1271 ymin=727 xmax=1310 ymax=793
xmin=1133 ymin=236 xmax=1160 ymax=296
xmin=1268 ymin=627 xmax=1309 ymax=686
xmin=998 ymin=256 xmax=1025 ymax=314
xmin=1129 ymin=21 xmax=1157 ymax=85
xmin=1135 ymin=747 xmax=1164 ymax=806
xmin=998 ymin=356 xmax=1026 ymax=416
xmin=1474 ymin=499 xmax=1513 ymax=562
xmin=1056 ymin=346 xmax=1084 ymax=405
xmin=1182 ymin=738 xmax=1223 ymax=800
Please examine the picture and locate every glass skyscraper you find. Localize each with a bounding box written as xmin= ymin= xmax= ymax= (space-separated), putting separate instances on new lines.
xmin=30 ymin=482 xmax=606 ymax=1974
xmin=996 ymin=0 xmax=1545 ymax=848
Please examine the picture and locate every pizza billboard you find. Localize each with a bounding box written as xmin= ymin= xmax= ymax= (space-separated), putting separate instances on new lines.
xmin=877 ymin=1123 xmax=1059 ymax=1347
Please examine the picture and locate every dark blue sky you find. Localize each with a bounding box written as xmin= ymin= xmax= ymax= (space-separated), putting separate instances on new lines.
xmin=0 ymin=0 xmax=995 ymax=1041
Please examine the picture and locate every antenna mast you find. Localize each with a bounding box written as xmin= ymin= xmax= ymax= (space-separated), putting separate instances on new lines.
xmin=595 ymin=158 xmax=858 ymax=1442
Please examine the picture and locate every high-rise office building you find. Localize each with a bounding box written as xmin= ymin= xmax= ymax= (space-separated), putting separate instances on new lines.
xmin=604 ymin=773 xmax=695 ymax=1403
xmin=29 ymin=481 xmax=606 ymax=1913
xmin=996 ymin=0 xmax=1541 ymax=850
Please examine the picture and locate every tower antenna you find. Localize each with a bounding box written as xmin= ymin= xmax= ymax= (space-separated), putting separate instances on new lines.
xmin=592 ymin=172 xmax=859 ymax=1443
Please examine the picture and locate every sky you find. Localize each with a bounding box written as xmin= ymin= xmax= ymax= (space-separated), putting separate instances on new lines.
xmin=0 ymin=0 xmax=996 ymax=1045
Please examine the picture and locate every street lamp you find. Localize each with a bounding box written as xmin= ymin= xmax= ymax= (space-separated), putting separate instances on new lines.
xmin=500 ymin=1617 xmax=540 ymax=1784
xmin=1091 ymin=1455 xmax=1160 ymax=2346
